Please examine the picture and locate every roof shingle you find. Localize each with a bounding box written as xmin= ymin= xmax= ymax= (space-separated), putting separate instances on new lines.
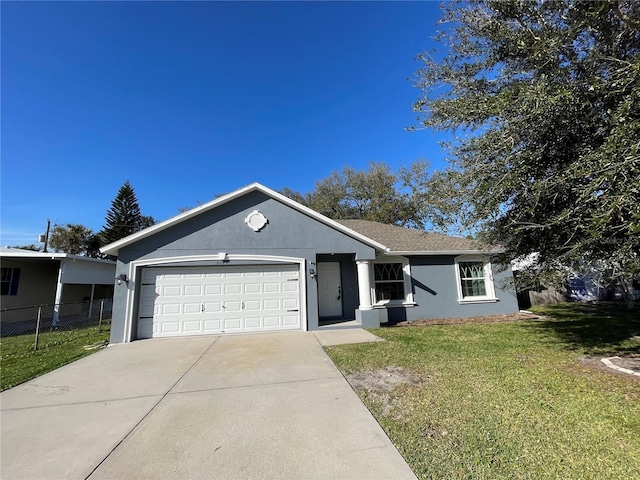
xmin=336 ymin=219 xmax=493 ymax=254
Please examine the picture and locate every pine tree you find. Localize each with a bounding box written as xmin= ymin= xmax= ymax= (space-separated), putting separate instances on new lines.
xmin=101 ymin=181 xmax=151 ymax=245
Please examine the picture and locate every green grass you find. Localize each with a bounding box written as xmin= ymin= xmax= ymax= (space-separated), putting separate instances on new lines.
xmin=326 ymin=303 xmax=640 ymax=480
xmin=0 ymin=324 xmax=111 ymax=391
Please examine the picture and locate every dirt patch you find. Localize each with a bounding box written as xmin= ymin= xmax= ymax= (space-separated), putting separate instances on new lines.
xmin=345 ymin=366 xmax=424 ymax=419
xmin=387 ymin=311 xmax=541 ymax=328
xmin=346 ymin=365 xmax=423 ymax=392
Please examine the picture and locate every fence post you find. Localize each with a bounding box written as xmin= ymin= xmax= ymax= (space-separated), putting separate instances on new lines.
xmin=98 ymin=299 xmax=104 ymax=333
xmin=34 ymin=306 xmax=42 ymax=351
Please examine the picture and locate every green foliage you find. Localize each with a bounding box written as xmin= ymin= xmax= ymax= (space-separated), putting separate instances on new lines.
xmin=48 ymin=223 xmax=98 ymax=256
xmin=412 ymin=1 xmax=640 ymax=291
xmin=101 ymin=181 xmax=156 ymax=245
xmin=326 ymin=304 xmax=640 ymax=479
xmin=0 ymin=324 xmax=111 ymax=391
xmin=282 ymin=161 xmax=430 ymax=228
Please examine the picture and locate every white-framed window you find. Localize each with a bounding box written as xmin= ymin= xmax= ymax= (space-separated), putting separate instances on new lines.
xmin=454 ymin=255 xmax=497 ymax=303
xmin=1 ymin=267 xmax=20 ymax=296
xmin=373 ymin=256 xmax=414 ymax=305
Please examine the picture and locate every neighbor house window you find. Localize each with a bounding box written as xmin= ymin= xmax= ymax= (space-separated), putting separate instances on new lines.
xmin=373 ymin=256 xmax=413 ymax=304
xmin=454 ymin=255 xmax=497 ymax=303
xmin=1 ymin=267 xmax=20 ymax=296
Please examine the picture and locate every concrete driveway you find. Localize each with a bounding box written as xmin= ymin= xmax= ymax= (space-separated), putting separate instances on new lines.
xmin=1 ymin=330 xmax=416 ymax=480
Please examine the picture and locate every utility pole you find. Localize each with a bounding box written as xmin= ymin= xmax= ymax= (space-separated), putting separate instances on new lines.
xmin=43 ymin=219 xmax=50 ymax=253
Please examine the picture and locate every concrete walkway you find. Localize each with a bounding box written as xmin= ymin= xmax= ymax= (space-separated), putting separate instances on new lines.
xmin=1 ymin=330 xmax=415 ymax=480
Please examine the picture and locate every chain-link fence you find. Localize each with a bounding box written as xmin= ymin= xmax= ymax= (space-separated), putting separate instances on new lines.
xmin=0 ymin=299 xmax=113 ymax=349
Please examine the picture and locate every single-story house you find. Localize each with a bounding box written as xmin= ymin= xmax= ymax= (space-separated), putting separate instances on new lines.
xmin=0 ymin=248 xmax=116 ymax=326
xmin=101 ymin=183 xmax=518 ymax=344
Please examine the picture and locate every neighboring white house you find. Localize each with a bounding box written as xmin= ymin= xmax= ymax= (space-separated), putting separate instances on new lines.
xmin=0 ymin=247 xmax=116 ymax=325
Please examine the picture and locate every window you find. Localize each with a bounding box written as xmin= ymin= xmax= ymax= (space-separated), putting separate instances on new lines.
xmin=374 ymin=263 xmax=404 ymax=300
xmin=373 ymin=256 xmax=413 ymax=305
xmin=1 ymin=267 xmax=20 ymax=296
xmin=454 ymin=256 xmax=497 ymax=303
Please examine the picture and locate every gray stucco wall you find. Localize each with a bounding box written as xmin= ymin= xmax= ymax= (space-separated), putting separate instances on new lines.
xmin=110 ymin=191 xmax=376 ymax=342
xmin=385 ymin=256 xmax=519 ymax=323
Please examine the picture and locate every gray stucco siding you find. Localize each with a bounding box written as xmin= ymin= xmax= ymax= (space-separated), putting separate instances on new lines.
xmin=386 ymin=256 xmax=519 ymax=323
xmin=117 ymin=192 xmax=375 ymax=263
xmin=110 ymin=191 xmax=376 ymax=343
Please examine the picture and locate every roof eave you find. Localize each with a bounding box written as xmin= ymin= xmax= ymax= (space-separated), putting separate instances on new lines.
xmin=0 ymin=251 xmax=115 ymax=264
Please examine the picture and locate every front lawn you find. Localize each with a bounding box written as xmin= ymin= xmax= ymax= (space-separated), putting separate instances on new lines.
xmin=325 ymin=303 xmax=640 ymax=479
xmin=0 ymin=324 xmax=110 ymax=391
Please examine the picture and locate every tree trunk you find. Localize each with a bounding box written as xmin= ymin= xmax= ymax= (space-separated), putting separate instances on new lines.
xmin=620 ymin=278 xmax=636 ymax=310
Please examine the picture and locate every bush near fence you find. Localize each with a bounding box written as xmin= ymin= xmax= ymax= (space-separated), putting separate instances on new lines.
xmin=0 ymin=299 xmax=113 ymax=347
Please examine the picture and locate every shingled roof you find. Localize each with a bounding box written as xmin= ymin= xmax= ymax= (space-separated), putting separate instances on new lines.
xmin=337 ymin=219 xmax=498 ymax=254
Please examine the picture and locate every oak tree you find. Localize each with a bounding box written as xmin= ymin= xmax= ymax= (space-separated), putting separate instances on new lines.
xmin=283 ymin=161 xmax=428 ymax=228
xmin=412 ymin=0 xmax=640 ymax=303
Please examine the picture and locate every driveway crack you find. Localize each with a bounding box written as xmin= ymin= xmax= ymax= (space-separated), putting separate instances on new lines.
xmin=84 ymin=337 xmax=220 ymax=479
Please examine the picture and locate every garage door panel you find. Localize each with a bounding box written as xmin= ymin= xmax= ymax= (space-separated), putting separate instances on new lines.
xmin=282 ymin=298 xmax=298 ymax=309
xmin=263 ymin=283 xmax=280 ymax=293
xmin=283 ymin=315 xmax=299 ymax=326
xmin=160 ymin=322 xmax=181 ymax=333
xmin=263 ymin=316 xmax=280 ymax=327
xmin=204 ymin=319 xmax=222 ymax=332
xmin=244 ymin=317 xmax=261 ymax=328
xmin=224 ymin=317 xmax=242 ymax=330
xmin=184 ymin=285 xmax=202 ymax=296
xmin=183 ymin=303 xmax=202 ymax=315
xmin=204 ymin=301 xmax=222 ymax=312
xmin=225 ymin=284 xmax=242 ymax=294
xmin=162 ymin=285 xmax=182 ymax=297
xmin=161 ymin=303 xmax=181 ymax=315
xmin=244 ymin=300 xmax=261 ymax=311
xmin=282 ymin=282 xmax=299 ymax=293
xmin=182 ymin=320 xmax=202 ymax=332
xmin=204 ymin=284 xmax=222 ymax=295
xmin=163 ymin=273 xmax=182 ymax=280
xmin=184 ymin=273 xmax=204 ymax=279
xmin=244 ymin=283 xmax=261 ymax=294
xmin=137 ymin=264 xmax=301 ymax=339
xmin=263 ymin=299 xmax=280 ymax=310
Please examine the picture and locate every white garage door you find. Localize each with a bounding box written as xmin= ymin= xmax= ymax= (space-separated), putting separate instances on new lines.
xmin=137 ymin=264 xmax=301 ymax=339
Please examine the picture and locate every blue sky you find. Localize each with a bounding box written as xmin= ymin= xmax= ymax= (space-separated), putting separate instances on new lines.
xmin=1 ymin=1 xmax=448 ymax=247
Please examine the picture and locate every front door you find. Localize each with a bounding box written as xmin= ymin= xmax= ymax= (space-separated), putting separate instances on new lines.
xmin=318 ymin=262 xmax=342 ymax=317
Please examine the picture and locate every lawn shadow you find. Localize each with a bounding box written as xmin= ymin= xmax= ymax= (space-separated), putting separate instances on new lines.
xmin=524 ymin=303 xmax=640 ymax=356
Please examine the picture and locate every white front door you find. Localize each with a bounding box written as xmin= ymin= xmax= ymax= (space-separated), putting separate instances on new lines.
xmin=317 ymin=262 xmax=342 ymax=317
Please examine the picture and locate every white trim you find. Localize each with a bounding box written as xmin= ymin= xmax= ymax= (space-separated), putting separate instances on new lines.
xmin=372 ymin=255 xmax=414 ymax=306
xmin=122 ymin=254 xmax=307 ymax=343
xmin=0 ymin=248 xmax=115 ymax=265
xmin=100 ymin=183 xmax=389 ymax=255
xmin=454 ymin=254 xmax=498 ymax=303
